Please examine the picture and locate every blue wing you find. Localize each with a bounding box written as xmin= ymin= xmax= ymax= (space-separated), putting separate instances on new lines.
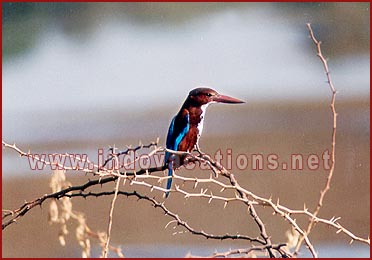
xmin=165 ymin=111 xmax=190 ymax=197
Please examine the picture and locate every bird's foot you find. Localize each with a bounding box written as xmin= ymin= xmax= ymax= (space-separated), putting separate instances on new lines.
xmin=194 ymin=143 xmax=204 ymax=156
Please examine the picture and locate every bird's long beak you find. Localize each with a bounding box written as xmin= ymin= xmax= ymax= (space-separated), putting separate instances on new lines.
xmin=212 ymin=94 xmax=245 ymax=104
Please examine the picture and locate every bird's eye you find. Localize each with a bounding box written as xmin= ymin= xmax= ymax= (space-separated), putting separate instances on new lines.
xmin=206 ymin=93 xmax=212 ymax=97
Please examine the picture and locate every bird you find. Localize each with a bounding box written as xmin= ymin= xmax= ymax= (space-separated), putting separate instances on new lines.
xmin=164 ymin=87 xmax=244 ymax=197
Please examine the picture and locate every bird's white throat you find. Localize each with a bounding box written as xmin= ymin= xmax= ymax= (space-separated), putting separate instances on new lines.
xmin=197 ymin=103 xmax=209 ymax=137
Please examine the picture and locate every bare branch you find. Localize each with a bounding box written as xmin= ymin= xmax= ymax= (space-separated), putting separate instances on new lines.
xmin=186 ymin=243 xmax=290 ymax=258
xmin=102 ymin=176 xmax=121 ymax=258
xmin=293 ymin=23 xmax=339 ymax=257
xmin=66 ymin=190 xmax=265 ymax=244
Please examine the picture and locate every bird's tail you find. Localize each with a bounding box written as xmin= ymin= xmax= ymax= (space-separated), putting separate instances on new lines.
xmin=165 ymin=163 xmax=173 ymax=198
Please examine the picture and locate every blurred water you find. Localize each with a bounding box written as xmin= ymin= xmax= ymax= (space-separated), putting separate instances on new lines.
xmin=87 ymin=243 xmax=370 ymax=258
xmin=2 ymin=5 xmax=370 ymax=174
xmin=3 ymin=6 xmax=369 ymax=119
xmin=3 ymin=13 xmax=370 ymax=110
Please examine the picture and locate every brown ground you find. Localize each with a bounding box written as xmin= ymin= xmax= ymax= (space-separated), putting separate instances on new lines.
xmin=2 ymin=98 xmax=370 ymax=257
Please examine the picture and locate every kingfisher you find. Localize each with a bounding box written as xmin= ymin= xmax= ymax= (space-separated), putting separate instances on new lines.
xmin=164 ymin=87 xmax=244 ymax=197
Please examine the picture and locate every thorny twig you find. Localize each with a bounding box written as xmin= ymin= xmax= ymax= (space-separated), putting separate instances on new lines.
xmin=102 ymin=176 xmax=121 ymax=258
xmin=64 ymin=190 xmax=267 ymax=245
xmin=186 ymin=243 xmax=289 ymax=258
xmin=292 ymin=23 xmax=338 ymax=257
xmin=100 ymin=139 xmax=159 ymax=170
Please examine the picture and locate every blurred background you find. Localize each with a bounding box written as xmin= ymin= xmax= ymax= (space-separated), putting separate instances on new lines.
xmin=2 ymin=2 xmax=370 ymax=257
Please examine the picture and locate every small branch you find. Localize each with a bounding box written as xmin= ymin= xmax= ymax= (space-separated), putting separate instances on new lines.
xmin=199 ymin=153 xmax=276 ymax=258
xmin=65 ymin=190 xmax=265 ymax=244
xmin=100 ymin=139 xmax=159 ymax=170
xmin=1 ymin=140 xmax=166 ymax=177
xmin=102 ymin=177 xmax=121 ymax=258
xmin=186 ymin=243 xmax=289 ymax=258
xmin=2 ymin=175 xmax=116 ymax=230
xmin=293 ymin=23 xmax=338 ymax=256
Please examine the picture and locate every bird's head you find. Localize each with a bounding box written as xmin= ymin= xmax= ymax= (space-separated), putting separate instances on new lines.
xmin=187 ymin=87 xmax=245 ymax=106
